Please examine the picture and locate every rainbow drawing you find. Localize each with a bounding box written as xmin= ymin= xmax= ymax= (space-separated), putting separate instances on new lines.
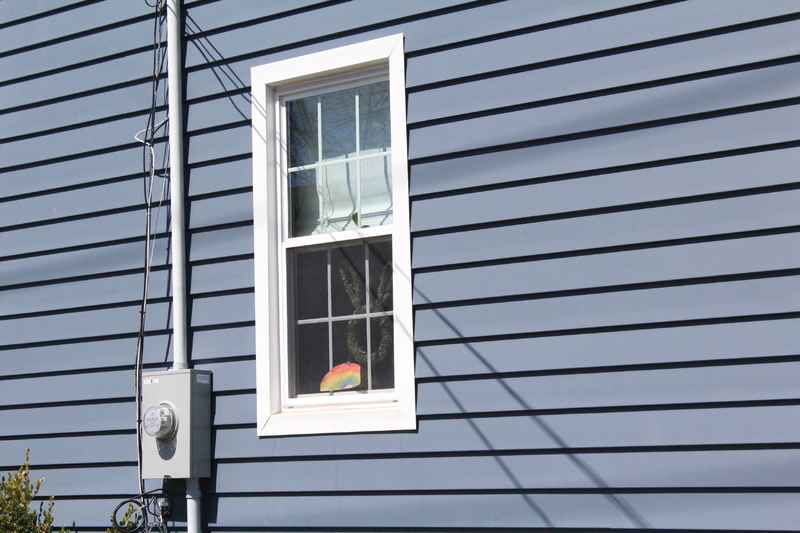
xmin=320 ymin=362 xmax=361 ymax=391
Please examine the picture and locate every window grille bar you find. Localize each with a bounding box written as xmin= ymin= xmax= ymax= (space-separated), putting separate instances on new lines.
xmin=326 ymin=246 xmax=333 ymax=370
xmin=296 ymin=310 xmax=393 ymax=325
xmin=287 ymin=149 xmax=391 ymax=172
xmin=364 ymin=242 xmax=372 ymax=390
xmin=355 ymin=87 xmax=362 ymax=229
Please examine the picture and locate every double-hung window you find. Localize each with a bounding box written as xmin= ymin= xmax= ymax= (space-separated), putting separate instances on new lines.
xmin=251 ymin=35 xmax=414 ymax=436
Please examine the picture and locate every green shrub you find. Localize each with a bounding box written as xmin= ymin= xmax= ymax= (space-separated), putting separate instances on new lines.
xmin=0 ymin=449 xmax=69 ymax=533
xmin=107 ymin=502 xmax=140 ymax=533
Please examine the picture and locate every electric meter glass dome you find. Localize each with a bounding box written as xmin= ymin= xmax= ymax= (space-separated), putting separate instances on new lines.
xmin=143 ymin=403 xmax=177 ymax=440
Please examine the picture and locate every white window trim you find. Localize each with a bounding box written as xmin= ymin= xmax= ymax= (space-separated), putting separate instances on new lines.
xmin=251 ymin=34 xmax=414 ymax=436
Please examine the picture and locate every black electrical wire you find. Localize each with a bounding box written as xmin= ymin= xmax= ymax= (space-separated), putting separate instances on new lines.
xmin=134 ymin=0 xmax=168 ymax=497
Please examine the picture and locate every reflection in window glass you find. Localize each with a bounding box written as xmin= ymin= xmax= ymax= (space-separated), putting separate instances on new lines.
xmin=322 ymin=88 xmax=356 ymax=160
xmin=286 ymin=81 xmax=392 ymax=237
xmin=359 ymin=82 xmax=390 ymax=153
xmin=287 ymin=97 xmax=318 ymax=167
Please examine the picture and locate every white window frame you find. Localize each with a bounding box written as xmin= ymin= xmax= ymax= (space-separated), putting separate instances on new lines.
xmin=251 ymin=34 xmax=414 ymax=436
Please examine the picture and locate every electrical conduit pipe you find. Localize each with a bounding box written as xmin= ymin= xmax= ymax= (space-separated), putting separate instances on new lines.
xmin=166 ymin=1 xmax=201 ymax=533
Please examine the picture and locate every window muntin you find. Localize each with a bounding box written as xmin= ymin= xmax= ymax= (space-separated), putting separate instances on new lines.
xmin=287 ymin=81 xmax=392 ymax=237
xmin=288 ymin=239 xmax=394 ymax=397
xmin=251 ymin=34 xmax=414 ymax=436
xmin=281 ymin=79 xmax=395 ymax=402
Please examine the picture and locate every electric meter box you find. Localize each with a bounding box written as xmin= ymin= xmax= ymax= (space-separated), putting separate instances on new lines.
xmin=141 ymin=369 xmax=212 ymax=479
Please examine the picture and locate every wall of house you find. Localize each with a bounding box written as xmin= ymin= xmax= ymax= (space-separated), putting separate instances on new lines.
xmin=2 ymin=0 xmax=800 ymax=530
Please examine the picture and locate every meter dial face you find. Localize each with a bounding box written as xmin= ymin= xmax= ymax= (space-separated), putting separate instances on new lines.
xmin=143 ymin=403 xmax=177 ymax=440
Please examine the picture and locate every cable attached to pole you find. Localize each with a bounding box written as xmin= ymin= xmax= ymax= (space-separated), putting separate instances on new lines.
xmin=134 ymin=0 xmax=168 ymax=497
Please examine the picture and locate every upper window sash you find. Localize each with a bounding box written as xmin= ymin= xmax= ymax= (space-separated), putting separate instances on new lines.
xmin=278 ymin=75 xmax=393 ymax=245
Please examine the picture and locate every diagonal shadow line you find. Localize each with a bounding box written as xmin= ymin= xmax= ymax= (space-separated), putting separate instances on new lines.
xmin=426 ymin=363 xmax=554 ymax=526
xmin=185 ymin=14 xmax=251 ymax=121
xmin=414 ymin=286 xmax=651 ymax=529
xmin=180 ymin=12 xmax=648 ymax=528
xmin=184 ymin=14 xmax=270 ymax=145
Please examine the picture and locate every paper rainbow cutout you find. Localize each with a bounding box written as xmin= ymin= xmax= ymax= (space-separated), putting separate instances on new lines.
xmin=320 ymin=362 xmax=361 ymax=391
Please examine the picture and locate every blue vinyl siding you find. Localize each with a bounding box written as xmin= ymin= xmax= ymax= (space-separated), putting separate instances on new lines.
xmin=2 ymin=0 xmax=800 ymax=530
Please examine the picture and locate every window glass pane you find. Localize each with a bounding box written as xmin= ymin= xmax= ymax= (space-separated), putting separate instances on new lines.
xmin=368 ymin=240 xmax=393 ymax=313
xmin=332 ymin=320 xmax=367 ymax=391
xmin=320 ymin=162 xmax=358 ymax=233
xmin=294 ymin=322 xmax=329 ymax=396
xmin=289 ymin=169 xmax=320 ymax=237
xmin=359 ymin=155 xmax=392 ymax=228
xmin=370 ymin=316 xmax=394 ymax=389
xmin=287 ymin=82 xmax=391 ymax=235
xmin=288 ymin=239 xmax=394 ymax=397
xmin=321 ymin=88 xmax=356 ymax=160
xmin=292 ymin=247 xmax=328 ymax=320
xmin=359 ymin=81 xmax=390 ymax=153
xmin=288 ymin=96 xmax=318 ymax=167
xmin=330 ymin=243 xmax=365 ymax=318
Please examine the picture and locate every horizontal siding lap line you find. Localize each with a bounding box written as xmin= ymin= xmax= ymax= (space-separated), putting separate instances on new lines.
xmin=187 ymin=185 xmax=252 ymax=203
xmin=0 ymin=106 xmax=158 ymax=145
xmin=406 ymin=11 xmax=800 ymax=93
xmin=186 ymin=118 xmax=248 ymax=138
xmin=199 ymin=522 xmax=800 ymax=533
xmin=184 ymin=27 xmax=800 ymax=123
xmin=0 ymin=396 xmax=132 ymax=412
xmin=414 ymin=269 xmax=800 ymax=310
xmin=213 ymin=487 xmax=800 ymax=498
xmin=409 ymin=140 xmax=800 ymax=202
xmin=186 ymin=85 xmax=249 ymax=107
xmin=211 ymin=443 xmax=800 ymax=465
xmin=190 ymin=287 xmax=253 ymax=302
xmin=0 ymin=75 xmax=156 ymax=116
xmin=0 ymin=328 xmax=167 ymax=352
xmin=0 ymin=44 xmax=154 ymax=89
xmin=185 ymin=62 xmax=800 ymax=143
xmin=186 ymin=151 xmax=252 ymax=171
xmin=0 ymin=266 xmax=155 ymax=293
xmin=213 ymin=388 xmax=256 ymax=397
xmin=415 ymin=354 xmax=800 ymax=385
xmin=409 ymin=96 xmax=800 ymax=166
xmin=190 ymin=252 xmax=254 ymax=268
xmin=0 ymin=364 xmax=133 ymax=382
xmin=0 ymin=235 xmax=154 ymax=264
xmin=183 ymin=66 xmax=800 ymax=163
xmin=187 ymin=219 xmax=253 ymax=235
xmin=0 ymin=0 xmax=101 ymax=30
xmin=0 ymin=429 xmax=134 ymax=442
xmin=411 ymin=183 xmax=800 ymax=238
xmin=187 ymin=151 xmax=251 ymax=170
xmin=0 ymin=174 xmax=143 ymax=205
xmin=0 ymin=355 xmax=252 ymax=381
xmin=0 ymin=204 xmax=145 ymax=234
xmin=191 ymin=354 xmax=254 ymax=366
xmin=0 ymin=12 xmax=154 ymax=60
xmin=0 ymin=297 xmax=165 ymax=322
xmin=403 ymin=0 xmax=669 ymax=59
xmin=0 ymin=461 xmax=137 ymax=472
xmin=408 ymin=54 xmax=800 ymax=129
xmin=411 ymin=225 xmax=800 ymax=274
xmin=21 ymin=445 xmax=800 ymax=473
xmin=180 ymin=0 xmax=511 ymax=75
xmin=414 ymin=311 xmax=800 ymax=347
xmin=182 ymin=0 xmax=757 ymax=81
xmin=183 ymin=0 xmax=349 ymax=39
xmin=0 ymin=142 xmax=141 ymax=175
xmin=27 ymin=494 xmax=132 ymax=502
xmin=418 ymin=398 xmax=800 ymax=420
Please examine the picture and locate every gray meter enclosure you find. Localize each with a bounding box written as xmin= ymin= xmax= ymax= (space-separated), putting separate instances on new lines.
xmin=141 ymin=369 xmax=212 ymax=479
